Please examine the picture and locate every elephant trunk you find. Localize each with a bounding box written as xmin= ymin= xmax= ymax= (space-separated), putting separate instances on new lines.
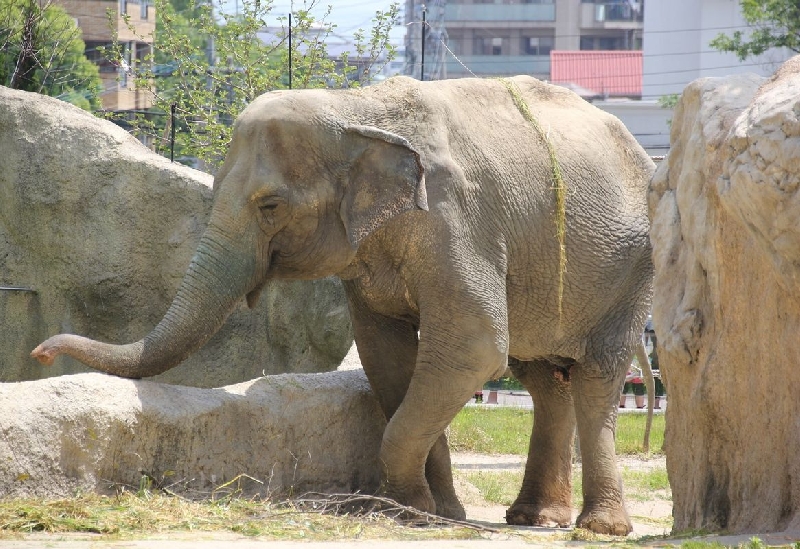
xmin=31 ymin=226 xmax=257 ymax=378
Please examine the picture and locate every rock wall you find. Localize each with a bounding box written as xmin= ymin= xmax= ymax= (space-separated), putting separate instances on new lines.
xmin=650 ymin=57 xmax=800 ymax=534
xmin=0 ymin=86 xmax=353 ymax=386
xmin=0 ymin=371 xmax=384 ymax=498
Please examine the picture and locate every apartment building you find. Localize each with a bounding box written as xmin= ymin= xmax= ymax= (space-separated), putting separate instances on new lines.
xmin=642 ymin=0 xmax=791 ymax=99
xmin=57 ymin=0 xmax=155 ymax=111
xmin=404 ymin=0 xmax=643 ymax=81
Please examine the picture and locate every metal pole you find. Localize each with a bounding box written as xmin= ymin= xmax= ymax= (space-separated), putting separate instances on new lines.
xmin=420 ymin=5 xmax=426 ymax=81
xmin=170 ymin=103 xmax=176 ymax=162
xmin=288 ymin=12 xmax=292 ymax=89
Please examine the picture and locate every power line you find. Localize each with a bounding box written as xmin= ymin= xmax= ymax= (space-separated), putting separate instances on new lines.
xmin=13 ymin=0 xmax=785 ymax=102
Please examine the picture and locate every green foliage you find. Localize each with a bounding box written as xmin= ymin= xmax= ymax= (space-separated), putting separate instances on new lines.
xmin=710 ymin=0 xmax=800 ymax=60
xmin=0 ymin=0 xmax=102 ymax=109
xmin=658 ymin=93 xmax=680 ymax=109
xmin=103 ymin=0 xmax=400 ymax=171
xmin=483 ymin=376 xmax=524 ymax=390
xmin=448 ymin=405 xmax=666 ymax=456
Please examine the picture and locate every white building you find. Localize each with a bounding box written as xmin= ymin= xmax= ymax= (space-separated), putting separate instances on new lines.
xmin=642 ymin=0 xmax=792 ymax=100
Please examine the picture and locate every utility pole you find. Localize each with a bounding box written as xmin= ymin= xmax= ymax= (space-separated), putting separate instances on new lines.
xmin=421 ymin=5 xmax=426 ymax=81
xmin=404 ymin=0 xmax=446 ymax=80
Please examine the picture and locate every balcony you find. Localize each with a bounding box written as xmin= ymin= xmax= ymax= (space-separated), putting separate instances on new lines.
xmin=444 ymin=4 xmax=555 ymax=23
xmin=444 ymin=55 xmax=550 ymax=78
xmin=581 ymin=2 xmax=643 ymax=28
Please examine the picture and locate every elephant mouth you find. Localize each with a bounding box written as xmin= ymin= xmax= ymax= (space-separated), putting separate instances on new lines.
xmin=245 ymin=247 xmax=280 ymax=309
xmin=246 ymin=283 xmax=265 ymax=309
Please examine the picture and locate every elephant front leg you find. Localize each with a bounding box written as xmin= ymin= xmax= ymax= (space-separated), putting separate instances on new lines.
xmin=378 ymin=309 xmax=508 ymax=522
xmin=426 ymin=432 xmax=463 ymax=520
xmin=571 ymin=363 xmax=632 ymax=535
xmin=505 ymin=359 xmax=575 ymax=528
xmin=343 ymin=283 xmax=464 ymax=520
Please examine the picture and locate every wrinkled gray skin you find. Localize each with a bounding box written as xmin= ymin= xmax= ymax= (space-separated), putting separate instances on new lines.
xmin=32 ymin=76 xmax=654 ymax=535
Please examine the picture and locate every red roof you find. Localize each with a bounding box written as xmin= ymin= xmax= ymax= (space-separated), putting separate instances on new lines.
xmin=550 ymin=50 xmax=642 ymax=97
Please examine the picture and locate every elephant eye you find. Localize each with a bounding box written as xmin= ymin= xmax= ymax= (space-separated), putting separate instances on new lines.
xmin=255 ymin=196 xmax=285 ymax=214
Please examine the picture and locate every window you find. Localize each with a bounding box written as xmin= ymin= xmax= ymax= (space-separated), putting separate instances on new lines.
xmin=599 ymin=37 xmax=622 ymax=50
xmin=474 ymin=36 xmax=505 ymax=55
xmin=85 ymin=41 xmax=117 ymax=73
xmin=522 ymin=36 xmax=554 ymax=55
xmin=136 ymin=42 xmax=150 ymax=64
xmin=580 ymin=35 xmax=625 ymax=50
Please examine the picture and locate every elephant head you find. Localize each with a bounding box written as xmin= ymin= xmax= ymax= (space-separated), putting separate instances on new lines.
xmin=31 ymin=91 xmax=428 ymax=378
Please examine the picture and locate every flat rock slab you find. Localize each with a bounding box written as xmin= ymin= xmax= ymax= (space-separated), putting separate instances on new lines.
xmin=0 ymin=370 xmax=385 ymax=499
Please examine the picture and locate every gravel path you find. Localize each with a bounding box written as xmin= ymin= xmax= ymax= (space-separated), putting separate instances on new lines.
xmin=451 ymin=451 xmax=667 ymax=473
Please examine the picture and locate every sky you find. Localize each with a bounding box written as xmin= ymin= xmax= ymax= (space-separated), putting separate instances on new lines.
xmin=265 ymin=0 xmax=406 ymax=44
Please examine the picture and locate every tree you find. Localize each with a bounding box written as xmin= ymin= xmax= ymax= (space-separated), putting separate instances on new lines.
xmin=710 ymin=0 xmax=800 ymax=60
xmin=104 ymin=0 xmax=400 ymax=171
xmin=0 ymin=0 xmax=103 ymax=110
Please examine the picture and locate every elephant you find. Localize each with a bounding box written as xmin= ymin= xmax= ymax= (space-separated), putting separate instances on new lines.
xmin=32 ymin=75 xmax=655 ymax=535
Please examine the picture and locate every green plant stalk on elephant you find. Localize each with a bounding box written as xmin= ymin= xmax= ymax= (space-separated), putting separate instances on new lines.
xmin=32 ymin=75 xmax=655 ymax=535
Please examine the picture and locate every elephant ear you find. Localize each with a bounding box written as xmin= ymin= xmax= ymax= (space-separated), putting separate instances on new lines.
xmin=341 ymin=125 xmax=428 ymax=249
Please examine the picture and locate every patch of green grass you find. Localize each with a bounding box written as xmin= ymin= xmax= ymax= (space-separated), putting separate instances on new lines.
xmin=616 ymin=413 xmax=666 ymax=455
xmin=462 ymin=464 xmax=670 ymax=512
xmin=458 ymin=471 xmax=523 ymax=506
xmin=448 ymin=407 xmax=532 ymax=455
xmin=621 ymin=467 xmax=671 ymax=501
xmin=583 ymin=466 xmax=670 ymax=508
xmin=448 ymin=406 xmax=665 ymax=457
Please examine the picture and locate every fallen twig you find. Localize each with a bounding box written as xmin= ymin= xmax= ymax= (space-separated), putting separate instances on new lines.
xmin=290 ymin=492 xmax=502 ymax=533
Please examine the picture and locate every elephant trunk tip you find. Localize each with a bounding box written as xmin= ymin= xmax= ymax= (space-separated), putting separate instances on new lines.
xmin=31 ymin=334 xmax=147 ymax=378
xmin=31 ymin=335 xmax=71 ymax=366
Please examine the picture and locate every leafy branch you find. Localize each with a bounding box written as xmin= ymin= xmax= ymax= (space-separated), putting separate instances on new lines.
xmin=101 ymin=0 xmax=399 ymax=171
xmin=710 ymin=0 xmax=800 ymax=60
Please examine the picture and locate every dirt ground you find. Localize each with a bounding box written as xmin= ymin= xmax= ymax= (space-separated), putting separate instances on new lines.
xmin=5 ymin=453 xmax=800 ymax=547
xmin=451 ymin=452 xmax=673 ymax=539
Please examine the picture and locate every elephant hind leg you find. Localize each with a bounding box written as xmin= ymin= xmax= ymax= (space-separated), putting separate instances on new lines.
xmin=506 ymin=358 xmax=575 ymax=528
xmin=571 ymin=356 xmax=632 ymax=536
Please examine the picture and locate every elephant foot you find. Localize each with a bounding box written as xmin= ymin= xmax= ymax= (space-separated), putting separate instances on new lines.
xmin=505 ymin=502 xmax=572 ymax=528
xmin=432 ymin=492 xmax=466 ymax=521
xmin=385 ymin=482 xmax=437 ymax=518
xmin=575 ymin=505 xmax=632 ymax=536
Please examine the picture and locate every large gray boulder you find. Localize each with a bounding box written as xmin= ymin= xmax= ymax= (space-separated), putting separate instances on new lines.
xmin=0 ymin=370 xmax=384 ymax=498
xmin=0 ymin=86 xmax=353 ymax=386
xmin=650 ymin=56 xmax=800 ymax=534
